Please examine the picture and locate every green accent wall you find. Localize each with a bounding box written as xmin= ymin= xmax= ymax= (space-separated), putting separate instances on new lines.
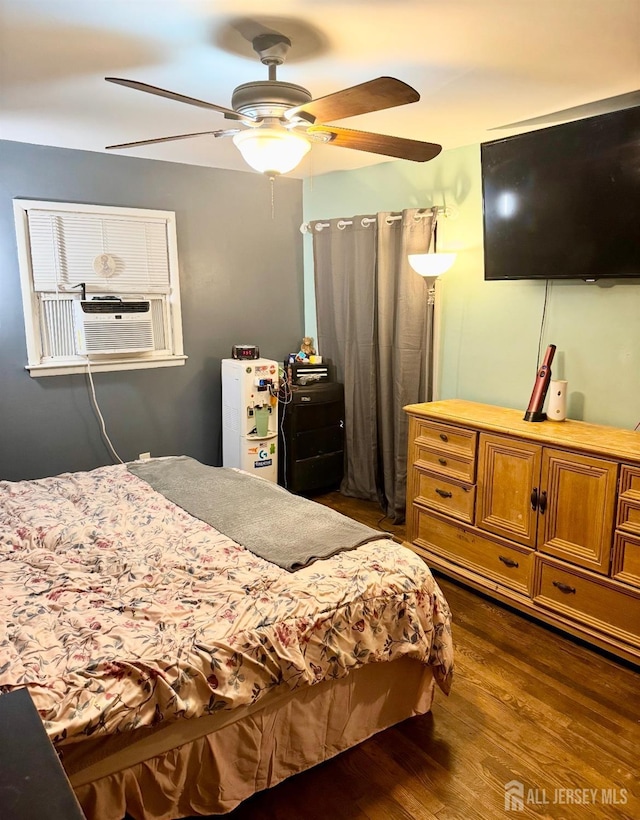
xmin=302 ymin=144 xmax=640 ymax=430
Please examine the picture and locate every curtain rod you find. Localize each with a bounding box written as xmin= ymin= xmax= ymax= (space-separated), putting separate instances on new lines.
xmin=299 ymin=206 xmax=450 ymax=234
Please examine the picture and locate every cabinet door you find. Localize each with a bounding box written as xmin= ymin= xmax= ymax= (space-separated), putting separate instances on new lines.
xmin=538 ymin=448 xmax=617 ymax=574
xmin=477 ymin=433 xmax=542 ymax=548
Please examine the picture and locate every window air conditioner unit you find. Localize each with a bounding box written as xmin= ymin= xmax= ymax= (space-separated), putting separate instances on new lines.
xmin=73 ymin=300 xmax=154 ymax=355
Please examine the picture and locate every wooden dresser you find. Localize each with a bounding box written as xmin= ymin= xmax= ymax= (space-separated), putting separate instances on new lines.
xmin=404 ymin=399 xmax=640 ymax=665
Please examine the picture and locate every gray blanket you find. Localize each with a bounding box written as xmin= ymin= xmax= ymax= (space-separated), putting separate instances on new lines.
xmin=127 ymin=456 xmax=391 ymax=571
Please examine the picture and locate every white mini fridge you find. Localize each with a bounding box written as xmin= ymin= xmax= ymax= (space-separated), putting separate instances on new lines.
xmin=221 ymin=357 xmax=279 ymax=483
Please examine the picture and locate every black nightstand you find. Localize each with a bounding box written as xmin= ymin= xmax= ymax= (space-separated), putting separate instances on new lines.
xmin=278 ymin=381 xmax=345 ymax=494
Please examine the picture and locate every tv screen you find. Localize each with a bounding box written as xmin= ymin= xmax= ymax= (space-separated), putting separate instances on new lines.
xmin=481 ymin=105 xmax=640 ymax=280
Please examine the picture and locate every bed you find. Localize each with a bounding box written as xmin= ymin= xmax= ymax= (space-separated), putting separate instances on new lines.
xmin=0 ymin=457 xmax=453 ymax=820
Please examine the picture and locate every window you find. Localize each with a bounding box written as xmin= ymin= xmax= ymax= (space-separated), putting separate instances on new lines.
xmin=13 ymin=200 xmax=186 ymax=377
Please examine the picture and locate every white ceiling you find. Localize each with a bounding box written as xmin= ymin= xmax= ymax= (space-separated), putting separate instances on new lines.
xmin=1 ymin=0 xmax=638 ymax=179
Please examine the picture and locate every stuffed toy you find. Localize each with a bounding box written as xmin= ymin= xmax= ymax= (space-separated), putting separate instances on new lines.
xmin=296 ymin=337 xmax=316 ymax=361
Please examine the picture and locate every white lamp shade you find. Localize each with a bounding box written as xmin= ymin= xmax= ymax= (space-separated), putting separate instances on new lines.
xmin=408 ymin=252 xmax=456 ymax=277
xmin=233 ymin=127 xmax=311 ymax=175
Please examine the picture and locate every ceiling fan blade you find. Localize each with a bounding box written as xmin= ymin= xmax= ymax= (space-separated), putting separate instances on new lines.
xmin=285 ymin=77 xmax=419 ymax=125
xmin=307 ymin=125 xmax=441 ymax=162
xmin=489 ymin=90 xmax=640 ymax=130
xmin=105 ymin=77 xmax=250 ymax=121
xmin=105 ymin=130 xmax=240 ymax=150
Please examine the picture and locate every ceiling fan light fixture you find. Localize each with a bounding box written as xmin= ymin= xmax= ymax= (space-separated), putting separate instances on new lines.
xmin=232 ymin=127 xmax=311 ymax=176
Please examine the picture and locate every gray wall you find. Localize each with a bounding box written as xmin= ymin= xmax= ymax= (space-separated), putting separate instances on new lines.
xmin=0 ymin=141 xmax=304 ymax=481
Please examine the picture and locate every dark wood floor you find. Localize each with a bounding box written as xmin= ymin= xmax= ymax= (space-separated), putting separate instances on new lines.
xmin=217 ymin=492 xmax=639 ymax=820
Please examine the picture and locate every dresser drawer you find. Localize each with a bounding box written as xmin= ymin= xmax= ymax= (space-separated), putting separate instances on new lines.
xmin=533 ymin=556 xmax=640 ymax=647
xmin=413 ymin=469 xmax=475 ymax=523
xmin=617 ymin=496 xmax=640 ymax=537
xmin=412 ymin=443 xmax=475 ymax=483
xmin=412 ymin=508 xmax=533 ymax=594
xmin=612 ymin=532 xmax=640 ymax=588
xmin=414 ymin=419 xmax=477 ymax=460
xmin=619 ymin=464 xmax=640 ymax=496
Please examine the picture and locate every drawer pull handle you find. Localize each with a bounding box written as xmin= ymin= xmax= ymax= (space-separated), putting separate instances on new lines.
xmin=438 ymin=458 xmax=447 ymax=465
xmin=553 ymin=580 xmax=576 ymax=594
xmin=530 ymin=487 xmax=538 ymax=510
xmin=439 ymin=433 xmax=448 ymax=442
xmin=499 ymin=555 xmax=519 ymax=569
xmin=539 ymin=490 xmax=547 ymax=514
xmin=435 ymin=488 xmax=453 ymax=498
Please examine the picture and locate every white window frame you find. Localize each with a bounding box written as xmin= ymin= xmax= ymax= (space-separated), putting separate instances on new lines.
xmin=13 ymin=199 xmax=187 ymax=377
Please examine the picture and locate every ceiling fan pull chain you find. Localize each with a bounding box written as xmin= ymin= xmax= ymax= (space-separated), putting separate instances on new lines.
xmin=270 ymin=176 xmax=275 ymax=221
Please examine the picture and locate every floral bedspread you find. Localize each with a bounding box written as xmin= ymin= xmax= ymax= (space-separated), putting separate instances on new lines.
xmin=0 ymin=464 xmax=453 ymax=744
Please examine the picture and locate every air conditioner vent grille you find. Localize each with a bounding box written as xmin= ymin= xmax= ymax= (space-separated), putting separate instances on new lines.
xmin=83 ymin=322 xmax=154 ymax=352
xmin=73 ymin=299 xmax=155 ymax=355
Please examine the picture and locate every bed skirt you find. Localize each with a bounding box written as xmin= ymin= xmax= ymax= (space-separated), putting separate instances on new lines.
xmin=64 ymin=657 xmax=436 ymax=820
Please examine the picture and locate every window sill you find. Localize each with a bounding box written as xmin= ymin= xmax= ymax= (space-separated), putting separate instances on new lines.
xmin=26 ymin=355 xmax=188 ymax=378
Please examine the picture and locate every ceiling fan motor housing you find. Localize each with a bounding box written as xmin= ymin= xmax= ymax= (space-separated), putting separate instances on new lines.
xmin=231 ymin=81 xmax=312 ymax=120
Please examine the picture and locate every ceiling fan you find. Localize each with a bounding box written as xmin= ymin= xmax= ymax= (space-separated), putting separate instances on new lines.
xmin=105 ymin=33 xmax=441 ymax=176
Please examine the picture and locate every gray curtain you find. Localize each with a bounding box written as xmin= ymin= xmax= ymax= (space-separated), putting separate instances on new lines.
xmin=377 ymin=210 xmax=434 ymax=520
xmin=312 ymin=208 xmax=435 ymax=522
xmin=312 ymin=217 xmax=378 ymax=500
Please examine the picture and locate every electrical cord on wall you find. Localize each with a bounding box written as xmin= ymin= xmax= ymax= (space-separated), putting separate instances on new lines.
xmin=535 ymin=279 xmax=551 ymax=370
xmin=279 ymin=402 xmax=289 ymax=488
xmin=273 ymin=373 xmax=293 ymax=488
xmin=85 ymin=358 xmax=124 ymax=464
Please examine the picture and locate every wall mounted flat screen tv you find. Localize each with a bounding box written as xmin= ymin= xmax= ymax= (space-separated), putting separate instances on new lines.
xmin=481 ymin=105 xmax=640 ymax=280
